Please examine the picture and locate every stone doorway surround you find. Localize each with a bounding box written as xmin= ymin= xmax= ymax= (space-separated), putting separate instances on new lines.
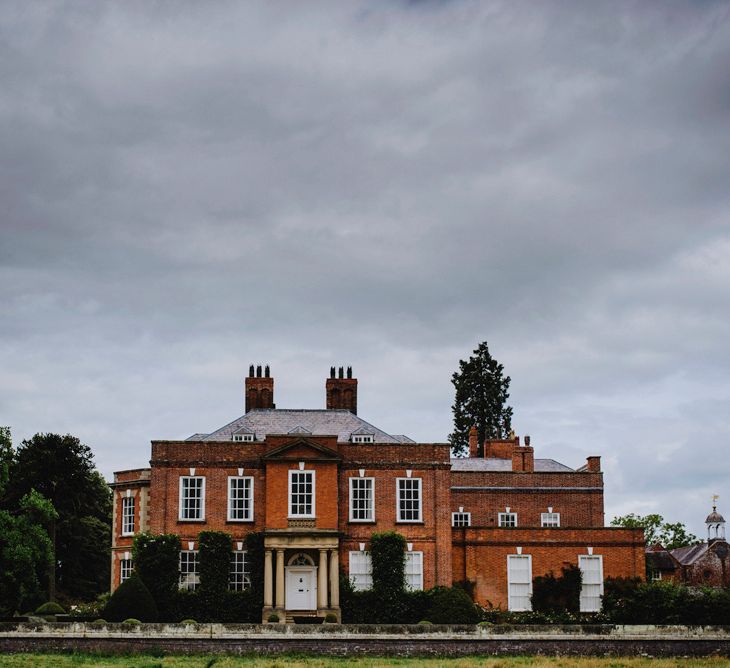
xmin=262 ymin=528 xmax=340 ymax=623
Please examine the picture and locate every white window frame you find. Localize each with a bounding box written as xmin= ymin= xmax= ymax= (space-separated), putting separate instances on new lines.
xmin=348 ymin=551 xmax=373 ymax=591
xmin=179 ymin=476 xmax=206 ymax=521
xmin=498 ymin=512 xmax=518 ymax=528
xmin=579 ymin=555 xmax=604 ymax=612
xmin=507 ymin=554 xmax=533 ymax=611
xmin=451 ymin=512 xmax=471 ymax=527
xmin=349 ymin=477 xmax=375 ymax=522
xmin=179 ymin=550 xmax=200 ymax=591
xmin=396 ymin=477 xmax=423 ymax=523
xmin=229 ymin=551 xmax=251 ymax=591
xmin=232 ymin=434 xmax=254 ymax=442
xmin=405 ymin=551 xmax=423 ymax=591
xmin=288 ymin=469 xmax=316 ymax=518
xmin=120 ymin=558 xmax=133 ymax=583
xmin=541 ymin=512 xmax=561 ymax=527
xmin=352 ymin=434 xmax=374 ymax=444
xmin=227 ymin=476 xmax=254 ymax=522
xmin=121 ymin=496 xmax=135 ymax=536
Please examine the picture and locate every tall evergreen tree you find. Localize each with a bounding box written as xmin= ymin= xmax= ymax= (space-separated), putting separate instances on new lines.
xmin=449 ymin=341 xmax=513 ymax=457
xmin=6 ymin=433 xmax=111 ymax=602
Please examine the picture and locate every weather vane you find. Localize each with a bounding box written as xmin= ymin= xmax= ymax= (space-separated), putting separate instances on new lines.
xmin=712 ymin=494 xmax=720 ymax=510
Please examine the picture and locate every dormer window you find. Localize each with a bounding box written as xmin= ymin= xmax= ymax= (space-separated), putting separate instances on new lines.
xmin=352 ymin=434 xmax=374 ymax=444
xmin=232 ymin=434 xmax=254 ymax=442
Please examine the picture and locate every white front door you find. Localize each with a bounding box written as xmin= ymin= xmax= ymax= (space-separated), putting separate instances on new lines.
xmin=285 ymin=567 xmax=316 ymax=610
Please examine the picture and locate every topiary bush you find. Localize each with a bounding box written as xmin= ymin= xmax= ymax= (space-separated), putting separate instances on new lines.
xmin=198 ymin=530 xmax=233 ymax=622
xmin=133 ymin=532 xmax=181 ymax=621
xmin=267 ymin=612 xmax=279 ymax=623
xmin=35 ymin=601 xmax=65 ymax=615
xmin=122 ymin=618 xmax=141 ymax=625
xmin=424 ymin=586 xmax=481 ymax=624
xmin=531 ymin=564 xmax=582 ymax=614
xmin=245 ymin=532 xmax=265 ymax=609
xmin=324 ymin=612 xmax=338 ymax=623
xmin=103 ymin=572 xmax=158 ymax=623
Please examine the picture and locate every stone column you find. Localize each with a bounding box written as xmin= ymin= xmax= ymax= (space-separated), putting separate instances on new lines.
xmin=275 ymin=549 xmax=285 ymax=609
xmin=318 ymin=549 xmax=328 ymax=609
xmin=264 ymin=550 xmax=274 ymax=608
xmin=264 ymin=550 xmax=273 ymax=608
xmin=329 ymin=549 xmax=340 ymax=608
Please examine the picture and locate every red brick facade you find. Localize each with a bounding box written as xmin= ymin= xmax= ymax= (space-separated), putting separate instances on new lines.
xmin=110 ymin=368 xmax=645 ymax=619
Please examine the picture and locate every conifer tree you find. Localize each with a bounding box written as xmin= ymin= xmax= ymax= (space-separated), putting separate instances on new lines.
xmin=449 ymin=341 xmax=513 ymax=457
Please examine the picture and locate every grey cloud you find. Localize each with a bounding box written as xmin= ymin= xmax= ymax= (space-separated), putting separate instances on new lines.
xmin=1 ymin=1 xmax=729 ymax=536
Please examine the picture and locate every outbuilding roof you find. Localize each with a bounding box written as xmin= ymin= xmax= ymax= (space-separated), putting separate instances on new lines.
xmin=450 ymin=457 xmax=574 ymax=472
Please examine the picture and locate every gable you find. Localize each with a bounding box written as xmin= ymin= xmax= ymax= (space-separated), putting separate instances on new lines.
xmin=262 ymin=437 xmax=341 ymax=462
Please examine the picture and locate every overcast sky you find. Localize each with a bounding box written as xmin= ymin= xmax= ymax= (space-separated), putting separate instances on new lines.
xmin=1 ymin=1 xmax=729 ymax=537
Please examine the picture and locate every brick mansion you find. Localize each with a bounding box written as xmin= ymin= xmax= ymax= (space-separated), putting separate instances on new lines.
xmin=111 ymin=367 xmax=645 ymax=622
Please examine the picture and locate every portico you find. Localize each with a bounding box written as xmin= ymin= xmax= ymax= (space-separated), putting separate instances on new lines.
xmin=262 ymin=529 xmax=340 ymax=623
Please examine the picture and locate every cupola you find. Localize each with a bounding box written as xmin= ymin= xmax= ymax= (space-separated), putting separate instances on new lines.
xmin=706 ymin=496 xmax=726 ymax=542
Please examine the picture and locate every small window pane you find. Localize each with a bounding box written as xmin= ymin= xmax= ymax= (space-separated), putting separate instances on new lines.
xmin=290 ymin=471 xmax=314 ymax=517
xmin=228 ymin=477 xmax=253 ymax=521
xmin=179 ymin=550 xmax=200 ymax=591
xmin=350 ymin=478 xmax=374 ymax=521
xmin=452 ymin=512 xmax=471 ymax=527
xmin=180 ymin=477 xmax=205 ymax=520
xmin=120 ymin=559 xmax=133 ymax=583
xmin=122 ymin=496 xmax=135 ymax=535
xmin=499 ymin=512 xmax=517 ymax=527
xmin=349 ymin=551 xmax=373 ymax=591
xmin=405 ymin=551 xmax=423 ymax=591
xmin=398 ymin=479 xmax=422 ymax=522
xmin=229 ymin=551 xmax=250 ymax=591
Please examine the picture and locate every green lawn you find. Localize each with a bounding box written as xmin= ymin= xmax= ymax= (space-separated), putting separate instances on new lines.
xmin=0 ymin=657 xmax=728 ymax=668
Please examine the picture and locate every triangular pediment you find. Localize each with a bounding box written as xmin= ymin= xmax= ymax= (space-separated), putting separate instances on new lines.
xmin=262 ymin=437 xmax=341 ymax=462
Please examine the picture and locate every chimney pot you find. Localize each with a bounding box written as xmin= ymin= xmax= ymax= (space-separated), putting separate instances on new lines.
xmin=524 ymin=435 xmax=531 ymax=446
xmin=264 ymin=365 xmax=270 ymax=378
xmin=249 ymin=364 xmax=254 ymax=377
xmin=338 ymin=366 xmax=344 ymax=379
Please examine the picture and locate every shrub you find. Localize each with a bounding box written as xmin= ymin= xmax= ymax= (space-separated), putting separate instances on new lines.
xmin=103 ymin=572 xmax=158 ymax=623
xmin=531 ymin=564 xmax=582 ymax=614
xmin=418 ymin=620 xmax=432 ymax=625
xmin=181 ymin=618 xmax=197 ymax=624
xmin=324 ymin=612 xmax=338 ymax=623
xmin=35 ymin=602 xmax=65 ymax=615
xmin=90 ymin=618 xmax=107 ymax=626
xmin=267 ymin=613 xmax=279 ymax=622
xmin=122 ymin=618 xmax=141 ymax=625
xmin=133 ymin=532 xmax=181 ymax=621
xmin=425 ymin=586 xmax=481 ymax=624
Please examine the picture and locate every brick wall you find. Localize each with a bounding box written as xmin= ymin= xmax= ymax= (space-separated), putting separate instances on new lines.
xmin=452 ymin=527 xmax=645 ymax=608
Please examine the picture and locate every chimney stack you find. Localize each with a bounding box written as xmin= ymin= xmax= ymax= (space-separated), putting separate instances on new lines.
xmin=326 ymin=366 xmax=358 ymax=414
xmin=468 ymin=426 xmax=479 ymax=458
xmin=245 ymin=364 xmax=275 ymax=412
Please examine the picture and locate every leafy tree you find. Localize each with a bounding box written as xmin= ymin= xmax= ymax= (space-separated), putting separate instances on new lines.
xmin=610 ymin=513 xmax=699 ymax=550
xmin=0 ymin=427 xmax=12 ymax=498
xmin=449 ymin=341 xmax=513 ymax=456
xmin=0 ymin=489 xmax=57 ymax=615
xmin=5 ymin=433 xmax=112 ymax=602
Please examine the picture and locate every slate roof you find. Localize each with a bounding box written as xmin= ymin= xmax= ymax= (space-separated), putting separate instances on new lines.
xmin=189 ymin=409 xmax=406 ymax=444
xmin=450 ymin=457 xmax=574 ymax=473
xmin=670 ymin=543 xmax=709 ymax=565
xmin=646 ymin=550 xmax=679 ymax=571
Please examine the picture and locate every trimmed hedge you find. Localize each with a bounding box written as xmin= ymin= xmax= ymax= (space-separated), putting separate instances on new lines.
xmin=103 ymin=572 xmax=157 ymax=623
xmin=198 ymin=531 xmax=233 ymax=622
xmin=35 ymin=602 xmax=65 ymax=615
xmin=424 ymin=586 xmax=481 ymax=624
xmin=602 ymin=578 xmax=730 ymax=625
xmin=133 ymin=532 xmax=181 ymax=621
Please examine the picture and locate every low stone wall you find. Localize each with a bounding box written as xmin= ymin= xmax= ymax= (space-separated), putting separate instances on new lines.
xmin=0 ymin=623 xmax=728 ymax=657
